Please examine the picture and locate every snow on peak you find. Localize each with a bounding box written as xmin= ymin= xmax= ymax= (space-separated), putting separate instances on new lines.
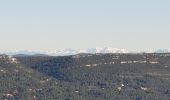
xmin=100 ymin=47 xmax=129 ymax=53
xmin=1 ymin=47 xmax=170 ymax=56
xmin=80 ymin=47 xmax=129 ymax=54
xmin=48 ymin=47 xmax=130 ymax=56
xmin=154 ymin=49 xmax=170 ymax=53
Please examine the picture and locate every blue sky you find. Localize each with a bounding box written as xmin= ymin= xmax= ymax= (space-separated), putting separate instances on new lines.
xmin=0 ymin=0 xmax=169 ymax=51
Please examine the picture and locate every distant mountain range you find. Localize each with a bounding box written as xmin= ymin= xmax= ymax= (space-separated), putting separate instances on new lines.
xmin=1 ymin=47 xmax=170 ymax=56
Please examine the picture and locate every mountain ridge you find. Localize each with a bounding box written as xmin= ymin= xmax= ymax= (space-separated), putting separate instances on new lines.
xmin=1 ymin=47 xmax=170 ymax=56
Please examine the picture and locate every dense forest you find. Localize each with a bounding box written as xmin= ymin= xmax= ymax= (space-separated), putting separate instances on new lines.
xmin=0 ymin=53 xmax=170 ymax=100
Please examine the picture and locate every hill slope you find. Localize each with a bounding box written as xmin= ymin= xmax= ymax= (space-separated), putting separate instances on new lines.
xmin=1 ymin=53 xmax=170 ymax=100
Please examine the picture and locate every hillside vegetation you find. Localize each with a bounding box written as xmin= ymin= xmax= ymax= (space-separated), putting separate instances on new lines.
xmin=0 ymin=53 xmax=170 ymax=100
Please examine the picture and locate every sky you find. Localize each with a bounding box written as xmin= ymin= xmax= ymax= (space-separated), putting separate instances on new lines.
xmin=0 ymin=0 xmax=170 ymax=51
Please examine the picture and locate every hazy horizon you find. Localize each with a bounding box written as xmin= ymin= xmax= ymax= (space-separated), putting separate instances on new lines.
xmin=0 ymin=0 xmax=169 ymax=52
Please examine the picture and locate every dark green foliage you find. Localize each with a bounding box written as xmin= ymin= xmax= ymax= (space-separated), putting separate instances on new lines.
xmin=0 ymin=53 xmax=170 ymax=100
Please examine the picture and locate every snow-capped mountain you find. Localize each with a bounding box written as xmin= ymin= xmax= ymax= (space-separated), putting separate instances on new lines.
xmin=5 ymin=50 xmax=46 ymax=55
xmin=100 ymin=47 xmax=129 ymax=53
xmin=48 ymin=48 xmax=80 ymax=56
xmin=84 ymin=47 xmax=129 ymax=54
xmin=154 ymin=49 xmax=170 ymax=53
xmin=1 ymin=48 xmax=170 ymax=56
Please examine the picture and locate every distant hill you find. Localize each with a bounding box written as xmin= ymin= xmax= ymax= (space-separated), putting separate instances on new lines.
xmin=1 ymin=53 xmax=170 ymax=100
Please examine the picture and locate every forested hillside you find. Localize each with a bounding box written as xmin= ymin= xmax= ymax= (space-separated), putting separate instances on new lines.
xmin=1 ymin=53 xmax=170 ymax=100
